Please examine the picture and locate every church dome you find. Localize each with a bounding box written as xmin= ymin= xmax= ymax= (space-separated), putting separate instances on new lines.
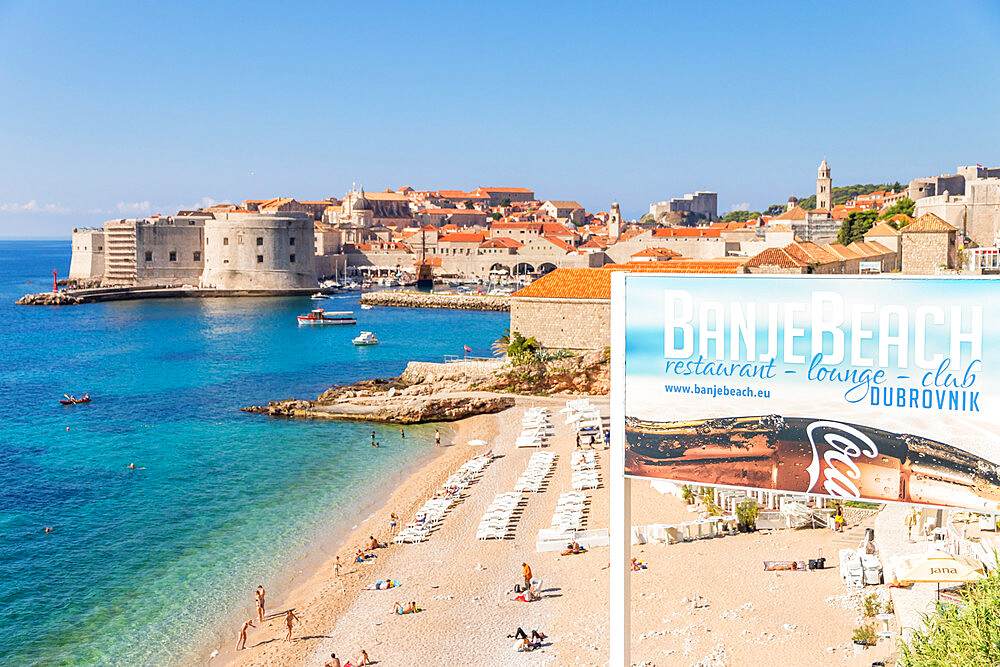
xmin=353 ymin=193 xmax=372 ymax=211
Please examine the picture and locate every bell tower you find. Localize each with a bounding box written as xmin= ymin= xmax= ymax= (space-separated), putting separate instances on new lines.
xmin=817 ymin=159 xmax=832 ymax=210
xmin=609 ymin=202 xmax=623 ymax=241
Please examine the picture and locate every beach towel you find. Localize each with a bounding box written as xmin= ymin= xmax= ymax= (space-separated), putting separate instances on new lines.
xmin=363 ymin=579 xmax=401 ymax=590
xmin=763 ymin=560 xmax=808 ymax=571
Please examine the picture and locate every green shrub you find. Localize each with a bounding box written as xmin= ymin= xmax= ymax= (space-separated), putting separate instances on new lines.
xmin=680 ymin=485 xmax=695 ymax=503
xmin=852 ymin=623 xmax=877 ymax=647
xmin=735 ymin=499 xmax=759 ymax=532
xmin=898 ymin=569 xmax=1000 ymax=666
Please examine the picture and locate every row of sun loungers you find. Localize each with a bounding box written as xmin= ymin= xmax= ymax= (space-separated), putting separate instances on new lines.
xmin=516 ymin=407 xmax=552 ymax=448
xmin=394 ymin=452 xmax=494 ymax=544
xmin=572 ymin=469 xmax=601 ymax=490
xmin=550 ymin=490 xmax=589 ymax=533
xmin=476 ymin=492 xmax=524 ymax=540
xmin=514 ymin=451 xmax=557 ymax=492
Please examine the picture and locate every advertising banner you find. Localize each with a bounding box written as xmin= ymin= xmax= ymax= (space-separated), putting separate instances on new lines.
xmin=622 ymin=274 xmax=1000 ymax=511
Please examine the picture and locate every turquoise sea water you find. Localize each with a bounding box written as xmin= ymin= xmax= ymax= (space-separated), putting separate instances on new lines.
xmin=0 ymin=241 xmax=506 ymax=665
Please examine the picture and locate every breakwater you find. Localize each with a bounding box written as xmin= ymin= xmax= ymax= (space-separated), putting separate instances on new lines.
xmin=16 ymin=285 xmax=318 ymax=305
xmin=359 ymin=291 xmax=510 ymax=311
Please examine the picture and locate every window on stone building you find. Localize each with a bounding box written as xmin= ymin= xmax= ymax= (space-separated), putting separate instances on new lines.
xmin=256 ymin=237 xmax=263 ymax=246
xmin=223 ymin=237 xmax=229 ymax=246
xmin=194 ymin=251 xmax=201 ymax=261
xmin=169 ymin=251 xmax=177 ymax=262
xmin=145 ymin=251 xmax=153 ymax=261
xmin=290 ymin=254 xmax=296 ymax=263
xmin=257 ymin=255 xmax=263 ymax=263
xmin=290 ymin=237 xmax=296 ymax=246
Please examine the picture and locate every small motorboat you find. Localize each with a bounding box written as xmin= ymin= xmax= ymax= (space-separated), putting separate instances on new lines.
xmin=60 ymin=394 xmax=91 ymax=405
xmin=297 ymin=309 xmax=357 ymax=325
xmin=310 ymin=292 xmax=329 ymax=300
xmin=352 ymin=331 xmax=379 ymax=346
xmin=360 ymin=304 xmax=373 ymax=310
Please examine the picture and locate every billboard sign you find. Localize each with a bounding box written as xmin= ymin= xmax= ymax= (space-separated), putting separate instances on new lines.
xmin=620 ymin=274 xmax=1000 ymax=511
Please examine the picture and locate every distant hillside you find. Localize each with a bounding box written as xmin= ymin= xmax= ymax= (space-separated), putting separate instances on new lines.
xmin=797 ymin=182 xmax=903 ymax=210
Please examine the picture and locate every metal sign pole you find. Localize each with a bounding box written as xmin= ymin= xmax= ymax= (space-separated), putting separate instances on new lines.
xmin=610 ymin=271 xmax=630 ymax=667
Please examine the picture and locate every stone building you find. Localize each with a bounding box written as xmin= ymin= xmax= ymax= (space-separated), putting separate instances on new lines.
xmin=72 ymin=210 xmax=316 ymax=290
xmin=69 ymin=228 xmax=105 ymax=280
xmin=908 ymin=173 xmax=966 ymax=201
xmin=913 ymin=177 xmax=1000 ymax=246
xmin=201 ymin=211 xmax=315 ymax=289
xmin=649 ymin=191 xmax=718 ymax=221
xmin=900 ymin=213 xmax=959 ymax=274
xmin=770 ymin=205 xmax=839 ymax=244
xmin=539 ymin=200 xmax=585 ymax=224
xmin=509 ymin=268 xmax=614 ymax=350
xmin=102 ymin=214 xmax=207 ymax=286
xmin=816 ymin=160 xmax=832 ymax=211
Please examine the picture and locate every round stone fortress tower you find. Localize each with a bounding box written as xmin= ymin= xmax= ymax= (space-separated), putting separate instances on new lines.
xmin=202 ymin=211 xmax=316 ymax=290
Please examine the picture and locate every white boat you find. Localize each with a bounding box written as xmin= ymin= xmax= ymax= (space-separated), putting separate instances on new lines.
xmin=297 ymin=309 xmax=356 ymax=325
xmin=360 ymin=304 xmax=373 ymax=310
xmin=352 ymin=331 xmax=379 ymax=345
xmin=310 ymin=292 xmax=329 ymax=300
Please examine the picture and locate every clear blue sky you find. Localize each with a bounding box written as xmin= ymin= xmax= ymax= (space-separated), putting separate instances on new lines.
xmin=1 ymin=0 xmax=998 ymax=237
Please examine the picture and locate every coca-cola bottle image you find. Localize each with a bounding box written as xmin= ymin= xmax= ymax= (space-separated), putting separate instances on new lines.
xmin=625 ymin=414 xmax=1000 ymax=511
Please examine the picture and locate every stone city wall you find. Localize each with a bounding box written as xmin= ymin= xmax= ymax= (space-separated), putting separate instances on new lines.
xmin=509 ymin=297 xmax=610 ymax=350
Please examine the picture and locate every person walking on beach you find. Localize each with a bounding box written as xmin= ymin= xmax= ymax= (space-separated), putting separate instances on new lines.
xmin=283 ymin=609 xmax=300 ymax=642
xmin=254 ymin=585 xmax=266 ymax=622
xmin=390 ymin=512 xmax=398 ymax=535
xmin=333 ymin=555 xmax=342 ymax=577
xmin=236 ymin=618 xmax=255 ymax=651
xmin=435 ymin=429 xmax=441 ymax=447
xmin=521 ymin=562 xmax=533 ymax=591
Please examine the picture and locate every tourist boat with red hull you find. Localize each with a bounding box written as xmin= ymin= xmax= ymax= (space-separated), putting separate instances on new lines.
xmin=296 ymin=309 xmax=357 ymax=325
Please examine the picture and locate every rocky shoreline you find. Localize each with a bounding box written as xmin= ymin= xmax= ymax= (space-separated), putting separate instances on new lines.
xmin=244 ymin=350 xmax=610 ymax=424
xmin=359 ymin=291 xmax=509 ymax=311
xmin=16 ymin=291 xmax=83 ymax=305
xmin=243 ymin=360 xmax=516 ymax=424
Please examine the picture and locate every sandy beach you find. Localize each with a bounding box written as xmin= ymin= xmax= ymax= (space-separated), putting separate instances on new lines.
xmin=207 ymin=395 xmax=867 ymax=667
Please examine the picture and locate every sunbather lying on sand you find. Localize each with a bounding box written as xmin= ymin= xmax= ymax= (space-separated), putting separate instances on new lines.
xmin=630 ymin=558 xmax=647 ymax=571
xmin=561 ymin=541 xmax=586 ymax=556
xmin=392 ymin=600 xmax=419 ymax=614
xmin=356 ymin=549 xmax=377 ymax=563
xmin=511 ymin=586 xmax=540 ymax=603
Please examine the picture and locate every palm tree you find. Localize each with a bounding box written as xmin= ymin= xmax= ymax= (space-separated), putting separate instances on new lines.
xmin=492 ymin=329 xmax=512 ymax=357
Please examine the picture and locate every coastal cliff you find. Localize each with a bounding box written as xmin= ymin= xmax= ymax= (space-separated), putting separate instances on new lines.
xmin=243 ymin=359 xmax=515 ymax=424
xmin=359 ymin=291 xmax=509 ymax=311
xmin=244 ymin=350 xmax=610 ymax=424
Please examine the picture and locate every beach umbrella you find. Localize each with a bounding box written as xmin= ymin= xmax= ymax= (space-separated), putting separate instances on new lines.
xmin=468 ymin=439 xmax=488 ymax=447
xmin=890 ymin=550 xmax=985 ymax=598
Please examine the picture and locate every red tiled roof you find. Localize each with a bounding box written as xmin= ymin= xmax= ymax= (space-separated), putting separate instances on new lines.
xmin=902 ymin=213 xmax=958 ymax=233
xmin=513 ymin=262 xmax=754 ymax=300
xmin=773 ymin=205 xmax=807 ymax=221
xmin=438 ymin=232 xmax=486 ymax=243
xmin=478 ymin=187 xmax=533 ymax=193
xmin=631 ymin=247 xmax=683 ymax=258
xmin=651 ymin=227 xmax=723 ymax=238
xmin=745 ymin=247 xmax=808 ymax=268
xmin=479 ymin=237 xmax=522 ymax=248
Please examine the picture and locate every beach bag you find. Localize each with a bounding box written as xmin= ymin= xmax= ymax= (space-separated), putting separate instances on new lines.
xmin=514 ymin=584 xmax=522 ymax=593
